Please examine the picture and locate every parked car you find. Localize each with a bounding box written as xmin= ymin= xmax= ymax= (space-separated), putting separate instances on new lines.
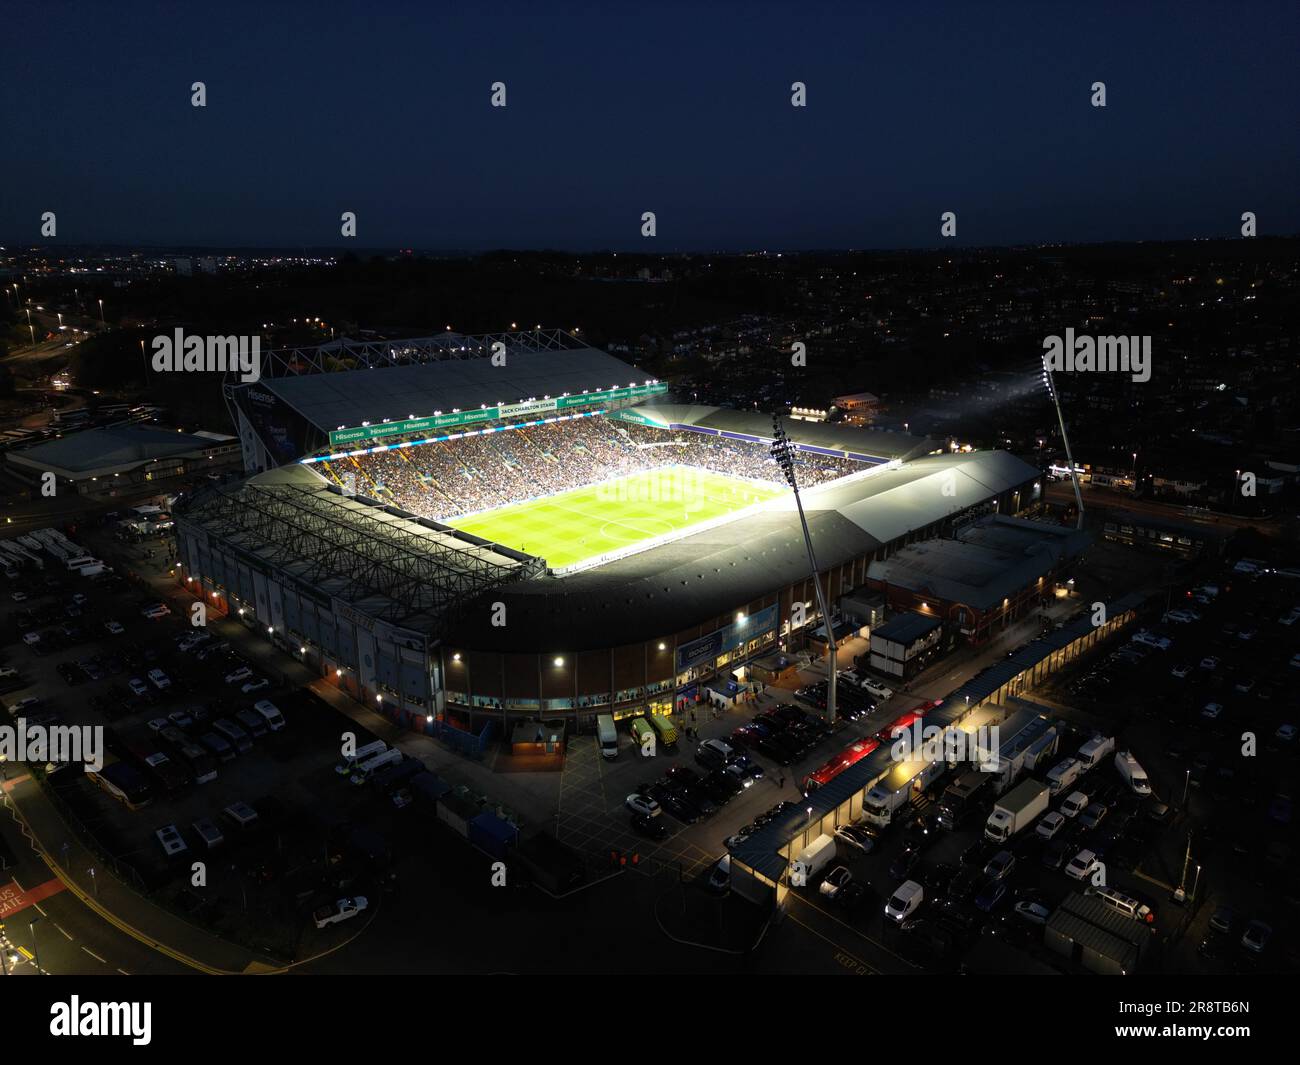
xmin=834 ymin=824 xmax=879 ymax=854
xmin=630 ymin=812 xmax=668 ymax=839
xmin=974 ymin=880 xmax=1008 ymax=912
xmin=1035 ymin=811 xmax=1066 ymax=840
xmin=819 ymin=865 xmax=852 ymax=899
xmin=1014 ymin=900 xmax=1051 ymax=924
xmin=705 ymin=855 xmax=731 ymax=894
xmin=625 ymin=793 xmax=660 ymax=819
xmin=1079 ymin=802 xmax=1109 ymax=831
xmin=1065 ymin=848 xmax=1100 ymax=880
xmin=1241 ymin=919 xmax=1273 ymax=954
xmin=984 ymin=851 xmax=1016 ymax=881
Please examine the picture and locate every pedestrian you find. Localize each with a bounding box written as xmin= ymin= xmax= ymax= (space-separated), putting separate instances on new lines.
xmin=778 ymin=772 xmax=785 ymax=789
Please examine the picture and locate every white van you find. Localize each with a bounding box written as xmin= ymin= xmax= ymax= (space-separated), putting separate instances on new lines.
xmin=253 ymin=700 xmax=286 ymax=732
xmin=349 ymin=747 xmax=403 ymax=785
xmin=1089 ymin=885 xmax=1155 ymax=924
xmin=335 ymin=740 xmax=386 ymax=775
xmin=1115 ymin=750 xmax=1152 ymax=795
xmin=1046 ymin=757 xmax=1082 ymax=796
xmin=1077 ymin=734 xmax=1116 ymax=770
xmin=1060 ymin=791 xmax=1090 ymax=818
xmin=596 ymin=713 xmax=618 ymax=760
xmin=885 ymin=880 xmax=924 ymax=923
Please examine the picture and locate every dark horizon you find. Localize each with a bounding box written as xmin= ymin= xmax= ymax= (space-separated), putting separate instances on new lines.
xmin=3 ymin=1 xmax=1297 ymax=250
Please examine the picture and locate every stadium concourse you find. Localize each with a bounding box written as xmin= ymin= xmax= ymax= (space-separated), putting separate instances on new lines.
xmin=179 ymin=332 xmax=1046 ymax=740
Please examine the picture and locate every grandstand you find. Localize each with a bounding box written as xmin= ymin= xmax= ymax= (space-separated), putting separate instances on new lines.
xmin=184 ymin=331 xmax=1045 ymax=734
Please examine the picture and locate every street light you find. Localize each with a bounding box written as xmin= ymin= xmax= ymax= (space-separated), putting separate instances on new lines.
xmin=29 ymin=917 xmax=42 ymax=974
xmin=98 ymin=298 xmax=104 ymax=324
xmin=771 ymin=414 xmax=837 ymax=723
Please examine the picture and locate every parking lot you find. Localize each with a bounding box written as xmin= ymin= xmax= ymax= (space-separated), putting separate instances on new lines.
xmin=767 ymin=556 xmax=1299 ymax=974
xmin=1 ymin=531 xmax=430 ymax=960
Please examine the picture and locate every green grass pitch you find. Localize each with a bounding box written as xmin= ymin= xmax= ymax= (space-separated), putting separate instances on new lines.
xmin=445 ymin=466 xmax=783 ymax=568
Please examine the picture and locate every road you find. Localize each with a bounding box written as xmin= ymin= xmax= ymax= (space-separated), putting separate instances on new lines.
xmin=1 ymin=784 xmax=193 ymax=976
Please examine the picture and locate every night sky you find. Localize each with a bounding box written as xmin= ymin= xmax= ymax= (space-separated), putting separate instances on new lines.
xmin=3 ymin=1 xmax=1298 ymax=250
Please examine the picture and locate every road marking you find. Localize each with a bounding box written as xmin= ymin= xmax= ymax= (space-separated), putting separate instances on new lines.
xmin=82 ymin=946 xmax=107 ymax=963
xmin=55 ymin=922 xmax=72 ymax=939
xmin=117 ymin=968 xmax=132 ymax=976
xmin=786 ymin=911 xmax=878 ymax=974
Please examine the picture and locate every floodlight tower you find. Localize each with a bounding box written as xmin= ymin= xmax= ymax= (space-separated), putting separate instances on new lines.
xmin=1041 ymin=357 xmax=1084 ymax=531
xmin=771 ymin=414 xmax=837 ymax=724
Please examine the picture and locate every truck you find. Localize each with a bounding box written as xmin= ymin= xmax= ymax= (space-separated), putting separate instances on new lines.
xmin=1077 ymin=734 xmax=1116 ymax=770
xmin=985 ymin=779 xmax=1050 ymax=843
xmin=936 ymin=769 xmax=994 ymax=830
xmin=860 ymin=754 xmax=947 ymax=827
xmin=596 ymin=713 xmax=619 ymax=760
xmin=1115 ymin=750 xmax=1152 ymax=795
xmin=1046 ymin=756 xmax=1082 ymax=796
xmin=1023 ymin=727 xmax=1060 ymax=773
xmin=790 ymin=834 xmax=837 ymax=886
xmin=312 ymin=896 xmax=369 ymax=929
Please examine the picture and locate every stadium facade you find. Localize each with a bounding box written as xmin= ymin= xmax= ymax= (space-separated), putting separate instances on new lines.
xmin=176 ymin=332 xmax=1047 ymax=734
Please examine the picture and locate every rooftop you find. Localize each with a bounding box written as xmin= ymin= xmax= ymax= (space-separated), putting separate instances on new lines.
xmin=867 ymin=515 xmax=1091 ymax=610
xmin=257 ymin=343 xmax=652 ymax=435
xmin=6 ymin=425 xmax=235 ymax=478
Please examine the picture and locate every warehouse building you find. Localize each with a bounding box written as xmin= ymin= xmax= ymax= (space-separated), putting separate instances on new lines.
xmin=4 ymin=424 xmax=240 ymax=498
xmin=864 ymin=514 xmax=1091 ymax=645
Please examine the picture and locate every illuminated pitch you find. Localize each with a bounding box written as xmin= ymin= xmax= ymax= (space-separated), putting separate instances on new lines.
xmin=445 ymin=466 xmax=784 ymax=569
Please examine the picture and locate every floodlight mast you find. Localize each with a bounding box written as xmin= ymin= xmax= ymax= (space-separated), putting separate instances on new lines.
xmin=1042 ymin=360 xmax=1084 ymax=531
xmin=770 ymin=414 xmax=837 ymax=724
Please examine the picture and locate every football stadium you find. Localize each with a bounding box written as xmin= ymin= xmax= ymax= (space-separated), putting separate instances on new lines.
xmin=173 ymin=331 xmax=1047 ymax=737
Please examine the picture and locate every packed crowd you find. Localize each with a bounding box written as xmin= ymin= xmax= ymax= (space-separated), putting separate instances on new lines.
xmin=322 ymin=417 xmax=862 ymax=521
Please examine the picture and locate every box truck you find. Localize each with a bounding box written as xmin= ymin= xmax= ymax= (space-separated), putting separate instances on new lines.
xmin=790 ymin=834 xmax=837 ymax=886
xmin=985 ymin=779 xmax=1050 ymax=843
xmin=936 ymin=770 xmax=994 ymax=831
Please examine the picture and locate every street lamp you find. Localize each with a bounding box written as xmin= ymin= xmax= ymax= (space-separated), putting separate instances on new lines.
xmin=29 ymin=917 xmax=42 ymax=974
xmin=771 ymin=414 xmax=837 ymax=723
xmin=98 ymin=298 xmax=104 ymax=323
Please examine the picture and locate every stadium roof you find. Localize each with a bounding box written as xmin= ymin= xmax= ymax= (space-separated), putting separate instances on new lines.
xmin=454 ymin=451 xmax=1044 ymax=651
xmin=622 ymin=403 xmax=933 ymax=462
xmin=257 ymin=345 xmax=652 ymax=435
xmin=175 ymin=465 xmax=538 ymax=635
xmin=5 ymin=425 xmax=236 ymax=479
xmin=811 ymin=450 xmax=1042 ymax=544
